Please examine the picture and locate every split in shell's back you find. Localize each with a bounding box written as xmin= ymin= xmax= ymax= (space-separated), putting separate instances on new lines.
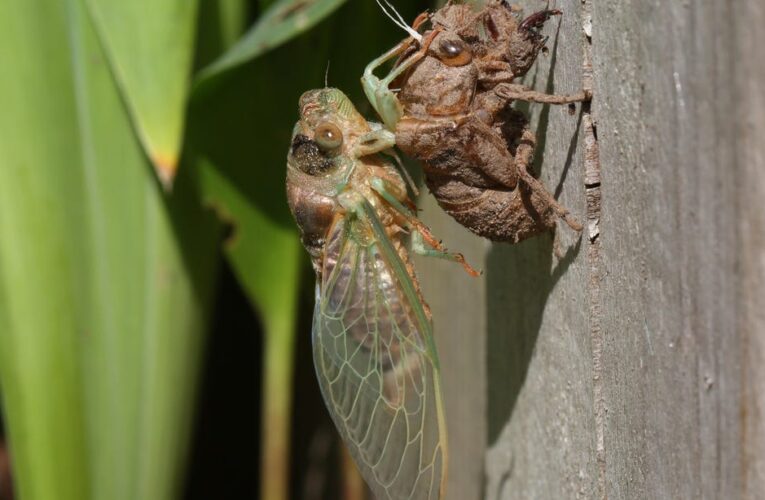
xmin=286 ymin=88 xmax=447 ymax=499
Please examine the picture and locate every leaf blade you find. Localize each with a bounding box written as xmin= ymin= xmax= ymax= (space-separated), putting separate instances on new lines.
xmin=195 ymin=0 xmax=348 ymax=86
xmin=85 ymin=0 xmax=200 ymax=185
xmin=0 ymin=2 xmax=219 ymax=499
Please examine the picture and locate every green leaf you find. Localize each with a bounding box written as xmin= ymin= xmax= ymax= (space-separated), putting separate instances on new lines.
xmin=85 ymin=0 xmax=200 ymax=186
xmin=0 ymin=1 xmax=218 ymax=499
xmin=195 ymin=0 xmax=348 ymax=87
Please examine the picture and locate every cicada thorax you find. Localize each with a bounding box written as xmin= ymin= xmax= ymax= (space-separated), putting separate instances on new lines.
xmin=395 ymin=55 xmax=477 ymax=118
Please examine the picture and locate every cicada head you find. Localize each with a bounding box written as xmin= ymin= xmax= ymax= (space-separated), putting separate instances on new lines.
xmin=286 ymin=88 xmax=371 ymax=264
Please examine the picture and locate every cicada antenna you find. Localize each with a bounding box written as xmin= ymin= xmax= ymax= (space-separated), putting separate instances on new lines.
xmin=324 ymin=60 xmax=331 ymax=87
xmin=375 ymin=0 xmax=423 ymax=42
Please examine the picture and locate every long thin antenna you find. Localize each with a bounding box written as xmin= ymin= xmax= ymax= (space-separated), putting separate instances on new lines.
xmin=375 ymin=0 xmax=423 ymax=42
xmin=324 ymin=60 xmax=331 ymax=87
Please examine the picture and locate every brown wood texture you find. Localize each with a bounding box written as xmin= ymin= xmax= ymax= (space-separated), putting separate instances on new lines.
xmin=413 ymin=0 xmax=765 ymax=498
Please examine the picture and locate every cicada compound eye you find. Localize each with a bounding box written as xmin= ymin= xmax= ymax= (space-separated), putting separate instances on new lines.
xmin=438 ymin=38 xmax=472 ymax=67
xmin=314 ymin=121 xmax=344 ymax=151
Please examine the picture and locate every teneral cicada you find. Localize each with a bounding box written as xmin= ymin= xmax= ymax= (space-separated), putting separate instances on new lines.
xmin=363 ymin=0 xmax=591 ymax=244
xmin=286 ymin=88 xmax=476 ymax=499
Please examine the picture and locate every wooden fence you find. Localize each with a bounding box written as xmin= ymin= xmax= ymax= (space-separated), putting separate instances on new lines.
xmin=415 ymin=0 xmax=765 ymax=498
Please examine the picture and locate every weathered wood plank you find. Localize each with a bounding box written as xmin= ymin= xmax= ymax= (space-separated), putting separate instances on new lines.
xmin=418 ymin=0 xmax=600 ymax=498
xmin=735 ymin=2 xmax=765 ymax=497
xmin=482 ymin=0 xmax=599 ymax=498
xmin=593 ymin=0 xmax=740 ymax=498
xmin=416 ymin=0 xmax=762 ymax=498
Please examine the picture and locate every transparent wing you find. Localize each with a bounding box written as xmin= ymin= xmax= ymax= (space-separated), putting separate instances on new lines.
xmin=312 ymin=201 xmax=447 ymax=500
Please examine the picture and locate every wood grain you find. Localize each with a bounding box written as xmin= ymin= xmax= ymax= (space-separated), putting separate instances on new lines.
xmin=736 ymin=1 xmax=765 ymax=497
xmin=413 ymin=0 xmax=765 ymax=498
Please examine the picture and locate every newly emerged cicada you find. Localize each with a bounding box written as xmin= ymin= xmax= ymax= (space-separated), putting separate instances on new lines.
xmin=363 ymin=0 xmax=590 ymax=244
xmin=287 ymin=88 xmax=476 ymax=499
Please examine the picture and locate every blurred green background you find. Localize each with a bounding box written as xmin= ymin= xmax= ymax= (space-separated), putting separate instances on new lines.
xmin=0 ymin=0 xmax=435 ymax=498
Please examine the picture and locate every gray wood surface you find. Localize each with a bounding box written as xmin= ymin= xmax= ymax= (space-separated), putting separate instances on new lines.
xmin=736 ymin=2 xmax=765 ymax=498
xmin=414 ymin=0 xmax=765 ymax=498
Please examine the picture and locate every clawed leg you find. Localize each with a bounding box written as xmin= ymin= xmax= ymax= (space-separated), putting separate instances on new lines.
xmin=411 ymin=228 xmax=481 ymax=277
xmin=462 ymin=118 xmax=521 ymax=189
xmin=515 ymin=130 xmax=583 ymax=232
xmin=380 ymin=28 xmax=440 ymax=87
xmin=495 ymin=83 xmax=592 ymax=104
xmin=370 ymin=177 xmax=417 ymax=217
xmin=362 ymin=29 xmax=441 ymax=130
xmin=370 ymin=176 xmax=480 ymax=277
xmin=412 ymin=11 xmax=429 ymax=31
xmin=352 ymin=128 xmax=397 ymax=157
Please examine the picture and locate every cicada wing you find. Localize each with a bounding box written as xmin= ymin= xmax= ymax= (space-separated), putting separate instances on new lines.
xmin=312 ymin=206 xmax=447 ymax=500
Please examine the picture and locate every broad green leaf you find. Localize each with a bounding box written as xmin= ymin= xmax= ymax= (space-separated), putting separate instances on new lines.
xmin=195 ymin=0 xmax=348 ymax=86
xmin=0 ymin=2 xmax=218 ymax=500
xmin=85 ymin=0 xmax=200 ymax=187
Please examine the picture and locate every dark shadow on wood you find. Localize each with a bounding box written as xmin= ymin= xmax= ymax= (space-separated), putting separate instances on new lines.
xmin=554 ymin=109 xmax=583 ymax=199
xmin=486 ymin=235 xmax=580 ymax=444
xmin=485 ymin=17 xmax=583 ymax=445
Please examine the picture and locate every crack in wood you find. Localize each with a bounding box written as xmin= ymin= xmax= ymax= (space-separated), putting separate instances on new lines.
xmin=581 ymin=0 xmax=607 ymax=498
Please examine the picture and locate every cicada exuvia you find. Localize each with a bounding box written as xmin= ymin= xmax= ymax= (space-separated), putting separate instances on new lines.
xmin=362 ymin=1 xmax=590 ymax=244
xmin=286 ymin=88 xmax=476 ymax=500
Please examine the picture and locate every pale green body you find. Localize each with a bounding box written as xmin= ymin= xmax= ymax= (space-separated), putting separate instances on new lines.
xmin=286 ymin=88 xmax=450 ymax=500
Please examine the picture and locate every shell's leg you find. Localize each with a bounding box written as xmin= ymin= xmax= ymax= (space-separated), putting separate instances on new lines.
xmin=495 ymin=82 xmax=592 ymax=104
xmin=459 ymin=118 xmax=522 ymax=189
xmin=515 ymin=129 xmax=583 ymax=232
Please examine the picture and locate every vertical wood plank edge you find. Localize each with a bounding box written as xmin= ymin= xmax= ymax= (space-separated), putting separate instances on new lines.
xmin=580 ymin=1 xmax=607 ymax=497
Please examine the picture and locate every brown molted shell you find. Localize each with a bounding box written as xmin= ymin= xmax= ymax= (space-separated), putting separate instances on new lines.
xmin=385 ymin=0 xmax=581 ymax=244
xmin=424 ymin=177 xmax=556 ymax=243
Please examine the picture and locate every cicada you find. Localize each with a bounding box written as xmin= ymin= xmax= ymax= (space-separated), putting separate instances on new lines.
xmin=286 ymin=88 xmax=476 ymax=500
xmin=363 ymin=0 xmax=591 ymax=244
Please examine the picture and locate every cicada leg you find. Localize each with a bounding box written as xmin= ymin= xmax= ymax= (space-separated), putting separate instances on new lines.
xmin=514 ymin=129 xmax=583 ymax=232
xmin=411 ymin=10 xmax=429 ymax=31
xmin=362 ymin=29 xmax=441 ymax=131
xmin=411 ymin=230 xmax=481 ymax=277
xmin=351 ymin=128 xmax=397 ymax=157
xmin=494 ymin=82 xmax=592 ymax=105
xmin=370 ymin=177 xmax=481 ymax=277
xmin=382 ymin=147 xmax=420 ymax=197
